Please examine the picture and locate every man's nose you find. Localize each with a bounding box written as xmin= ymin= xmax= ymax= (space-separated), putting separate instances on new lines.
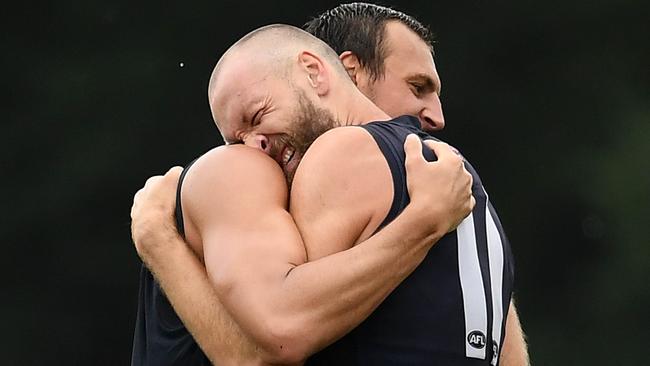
xmin=244 ymin=134 xmax=272 ymax=155
xmin=419 ymin=95 xmax=445 ymax=132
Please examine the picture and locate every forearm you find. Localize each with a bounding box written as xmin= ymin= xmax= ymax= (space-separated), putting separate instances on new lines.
xmin=499 ymin=300 xmax=530 ymax=366
xmin=210 ymin=132 xmax=471 ymax=359
xmin=256 ymin=204 xmax=443 ymax=358
xmin=143 ymin=234 xmax=264 ymax=365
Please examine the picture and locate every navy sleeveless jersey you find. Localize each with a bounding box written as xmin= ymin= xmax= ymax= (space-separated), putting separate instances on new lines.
xmin=131 ymin=160 xmax=210 ymax=366
xmin=306 ymin=115 xmax=515 ymax=366
xmin=131 ymin=115 xmax=515 ymax=365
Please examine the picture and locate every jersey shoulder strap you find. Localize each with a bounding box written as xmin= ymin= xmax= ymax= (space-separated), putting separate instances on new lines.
xmin=175 ymin=158 xmax=199 ymax=237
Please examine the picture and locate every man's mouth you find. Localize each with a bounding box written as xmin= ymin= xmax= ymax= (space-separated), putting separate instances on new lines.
xmin=280 ymin=145 xmax=295 ymax=167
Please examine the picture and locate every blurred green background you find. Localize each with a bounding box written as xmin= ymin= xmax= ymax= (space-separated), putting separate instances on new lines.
xmin=2 ymin=0 xmax=648 ymax=364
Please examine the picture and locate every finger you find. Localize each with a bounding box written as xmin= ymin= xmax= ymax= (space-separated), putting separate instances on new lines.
xmin=165 ymin=166 xmax=183 ymax=180
xmin=144 ymin=175 xmax=162 ymax=188
xmin=466 ymin=169 xmax=474 ymax=188
xmin=404 ymin=134 xmax=425 ymax=168
xmin=131 ymin=189 xmax=142 ymax=218
xmin=421 ymin=140 xmax=456 ymax=161
xmin=132 ymin=187 xmax=143 ymax=207
xmin=423 ymin=139 xmax=461 ymax=157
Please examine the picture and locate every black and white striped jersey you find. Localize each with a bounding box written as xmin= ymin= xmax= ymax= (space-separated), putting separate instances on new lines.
xmin=307 ymin=115 xmax=515 ymax=366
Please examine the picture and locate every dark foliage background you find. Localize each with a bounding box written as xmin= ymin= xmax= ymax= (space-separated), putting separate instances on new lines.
xmin=2 ymin=0 xmax=648 ymax=364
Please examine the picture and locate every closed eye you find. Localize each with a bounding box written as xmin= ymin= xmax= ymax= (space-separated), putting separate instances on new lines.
xmin=251 ymin=109 xmax=262 ymax=126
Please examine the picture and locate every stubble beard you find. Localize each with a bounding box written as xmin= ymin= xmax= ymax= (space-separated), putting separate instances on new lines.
xmin=284 ymin=90 xmax=339 ymax=188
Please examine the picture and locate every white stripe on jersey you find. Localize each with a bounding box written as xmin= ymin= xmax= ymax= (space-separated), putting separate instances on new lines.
xmin=457 ymin=213 xmax=488 ymax=359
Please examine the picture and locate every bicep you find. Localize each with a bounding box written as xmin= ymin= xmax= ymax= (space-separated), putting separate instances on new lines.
xmin=202 ymin=207 xmax=306 ymax=299
xmin=182 ymin=146 xmax=307 ymax=334
xmin=199 ymin=204 xmax=308 ymax=352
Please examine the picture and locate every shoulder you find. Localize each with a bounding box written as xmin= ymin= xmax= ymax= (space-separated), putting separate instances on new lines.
xmin=182 ymin=145 xmax=289 ymax=223
xmin=290 ymin=125 xmax=393 ymax=244
xmin=312 ymin=125 xmax=374 ymax=148
xmin=293 ymin=126 xmax=381 ymax=180
xmin=186 ymin=144 xmax=285 ymax=192
xmin=188 ymin=144 xmax=284 ymax=181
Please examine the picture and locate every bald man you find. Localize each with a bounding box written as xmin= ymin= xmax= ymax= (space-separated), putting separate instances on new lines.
xmin=132 ymin=25 xmax=473 ymax=366
xmin=132 ymin=24 xmax=516 ymax=366
xmin=134 ymin=4 xmax=530 ymax=365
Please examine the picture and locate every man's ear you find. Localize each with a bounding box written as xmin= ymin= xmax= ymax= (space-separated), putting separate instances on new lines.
xmin=298 ymin=51 xmax=329 ymax=96
xmin=339 ymin=51 xmax=360 ymax=85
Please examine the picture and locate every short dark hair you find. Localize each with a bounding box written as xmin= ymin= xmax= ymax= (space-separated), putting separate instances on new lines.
xmin=304 ymin=2 xmax=433 ymax=81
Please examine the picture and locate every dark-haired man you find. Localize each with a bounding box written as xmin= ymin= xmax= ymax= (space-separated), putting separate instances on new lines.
xmin=304 ymin=2 xmax=445 ymax=132
xmin=131 ymin=4 xmax=528 ymax=366
xmin=304 ymin=4 xmax=529 ymax=365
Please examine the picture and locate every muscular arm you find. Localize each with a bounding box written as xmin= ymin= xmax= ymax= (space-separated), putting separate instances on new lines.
xmin=290 ymin=128 xmax=468 ymax=260
xmin=132 ymin=136 xmax=472 ymax=364
xmin=131 ymin=168 xmax=260 ymax=365
xmin=500 ymin=299 xmax=530 ymax=366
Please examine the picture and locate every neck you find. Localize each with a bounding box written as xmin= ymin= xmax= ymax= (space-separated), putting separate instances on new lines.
xmin=334 ymin=87 xmax=390 ymax=127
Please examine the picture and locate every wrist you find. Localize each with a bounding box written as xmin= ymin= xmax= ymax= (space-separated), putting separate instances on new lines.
xmin=134 ymin=217 xmax=184 ymax=263
xmin=399 ymin=204 xmax=445 ymax=244
xmin=141 ymin=230 xmax=191 ymax=279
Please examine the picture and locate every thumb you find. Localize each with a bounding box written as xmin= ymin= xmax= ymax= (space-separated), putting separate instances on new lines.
xmin=404 ymin=134 xmax=425 ymax=169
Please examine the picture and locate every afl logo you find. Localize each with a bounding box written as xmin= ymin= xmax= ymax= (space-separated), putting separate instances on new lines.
xmin=467 ymin=330 xmax=486 ymax=349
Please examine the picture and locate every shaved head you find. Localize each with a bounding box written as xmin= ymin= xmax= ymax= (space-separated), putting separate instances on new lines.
xmin=209 ymin=24 xmax=347 ymax=101
xmin=203 ymin=24 xmax=380 ymax=180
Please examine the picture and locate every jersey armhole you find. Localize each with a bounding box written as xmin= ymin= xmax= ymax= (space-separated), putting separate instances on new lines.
xmin=357 ymin=125 xmax=408 ymax=233
xmin=175 ymin=158 xmax=200 ymax=238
